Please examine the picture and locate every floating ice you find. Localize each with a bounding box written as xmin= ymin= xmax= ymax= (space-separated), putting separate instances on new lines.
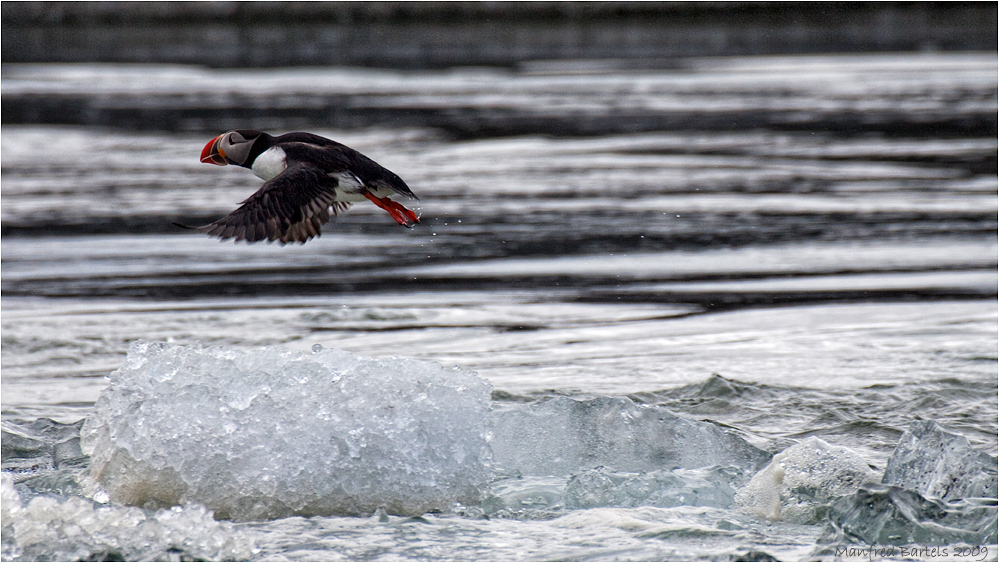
xmin=735 ymin=436 xmax=880 ymax=523
xmin=819 ymin=484 xmax=998 ymax=546
xmin=2 ymin=419 xmax=87 ymax=485
xmin=882 ymin=420 xmax=998 ymax=501
xmin=81 ymin=341 xmax=493 ymax=520
xmin=1 ymin=473 xmax=255 ymax=562
xmin=479 ymin=475 xmax=568 ymax=518
xmin=564 ymin=465 xmax=744 ymax=510
xmin=491 ymin=396 xmax=770 ymax=476
xmin=476 ymin=465 xmax=746 ymax=518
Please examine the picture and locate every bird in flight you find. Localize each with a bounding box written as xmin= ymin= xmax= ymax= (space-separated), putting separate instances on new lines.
xmin=193 ymin=130 xmax=419 ymax=244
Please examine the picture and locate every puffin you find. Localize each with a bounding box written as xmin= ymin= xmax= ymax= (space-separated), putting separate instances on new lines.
xmin=194 ymin=130 xmax=419 ymax=244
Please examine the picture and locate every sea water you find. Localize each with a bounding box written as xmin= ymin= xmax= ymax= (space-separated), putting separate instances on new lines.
xmin=3 ymin=340 xmax=996 ymax=561
xmin=2 ymin=53 xmax=997 ymax=561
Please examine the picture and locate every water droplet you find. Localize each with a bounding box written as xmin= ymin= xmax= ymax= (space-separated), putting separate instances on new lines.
xmin=312 ymin=344 xmax=324 ymax=353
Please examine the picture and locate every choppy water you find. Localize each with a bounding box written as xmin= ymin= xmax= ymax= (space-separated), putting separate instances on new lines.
xmin=2 ymin=53 xmax=997 ymax=561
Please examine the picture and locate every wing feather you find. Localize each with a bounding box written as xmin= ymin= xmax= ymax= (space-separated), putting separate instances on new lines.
xmin=199 ymin=163 xmax=347 ymax=244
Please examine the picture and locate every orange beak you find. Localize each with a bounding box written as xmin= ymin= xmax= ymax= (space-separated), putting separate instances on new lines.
xmin=200 ymin=135 xmax=227 ymax=165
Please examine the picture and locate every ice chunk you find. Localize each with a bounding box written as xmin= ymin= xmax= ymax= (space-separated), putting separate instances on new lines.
xmin=479 ymin=465 xmax=745 ymax=517
xmin=1 ymin=426 xmax=47 ymax=460
xmin=564 ymin=465 xmax=744 ymax=510
xmin=735 ymin=436 xmax=880 ymax=524
xmin=882 ymin=420 xmax=998 ymax=501
xmin=2 ymin=419 xmax=87 ymax=483
xmin=491 ymin=396 xmax=770 ymax=476
xmin=1 ymin=473 xmax=254 ymax=562
xmin=2 ymin=419 xmax=89 ymax=500
xmin=81 ymin=341 xmax=493 ymax=520
xmin=818 ymin=484 xmax=998 ymax=546
xmin=479 ymin=475 xmax=568 ymax=518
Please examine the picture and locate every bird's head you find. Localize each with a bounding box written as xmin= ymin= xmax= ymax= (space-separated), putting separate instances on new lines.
xmin=200 ymin=130 xmax=266 ymax=167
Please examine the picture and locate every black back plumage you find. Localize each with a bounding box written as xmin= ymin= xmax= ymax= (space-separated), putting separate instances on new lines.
xmin=273 ymin=134 xmax=417 ymax=200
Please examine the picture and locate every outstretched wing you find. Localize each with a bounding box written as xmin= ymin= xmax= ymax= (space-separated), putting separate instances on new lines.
xmin=198 ymin=163 xmax=351 ymax=244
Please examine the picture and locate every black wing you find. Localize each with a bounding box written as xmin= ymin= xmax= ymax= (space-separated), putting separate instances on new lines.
xmin=279 ymin=140 xmax=419 ymax=201
xmin=198 ymin=163 xmax=351 ymax=244
xmin=345 ymin=150 xmax=419 ymax=201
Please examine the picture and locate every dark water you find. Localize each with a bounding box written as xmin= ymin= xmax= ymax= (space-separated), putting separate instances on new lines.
xmin=1 ymin=53 xmax=997 ymax=561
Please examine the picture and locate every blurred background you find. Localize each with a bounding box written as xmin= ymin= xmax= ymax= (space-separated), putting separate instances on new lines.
xmin=4 ymin=2 xmax=996 ymax=67
xmin=4 ymin=2 xmax=998 ymax=134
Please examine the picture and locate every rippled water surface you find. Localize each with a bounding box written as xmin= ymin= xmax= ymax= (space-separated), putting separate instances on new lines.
xmin=2 ymin=53 xmax=997 ymax=561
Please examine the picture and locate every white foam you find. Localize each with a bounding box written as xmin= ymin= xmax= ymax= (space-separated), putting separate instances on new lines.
xmin=81 ymin=342 xmax=493 ymax=520
xmin=735 ymin=436 xmax=880 ymax=523
xmin=1 ymin=473 xmax=254 ymax=561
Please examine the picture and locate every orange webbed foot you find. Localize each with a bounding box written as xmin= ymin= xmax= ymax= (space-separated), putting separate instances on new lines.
xmin=364 ymin=192 xmax=420 ymax=227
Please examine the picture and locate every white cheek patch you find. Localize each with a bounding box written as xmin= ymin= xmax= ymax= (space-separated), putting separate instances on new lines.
xmin=251 ymin=147 xmax=287 ymax=181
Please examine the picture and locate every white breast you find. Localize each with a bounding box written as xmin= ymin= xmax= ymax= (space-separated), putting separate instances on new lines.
xmin=251 ymin=146 xmax=287 ymax=181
